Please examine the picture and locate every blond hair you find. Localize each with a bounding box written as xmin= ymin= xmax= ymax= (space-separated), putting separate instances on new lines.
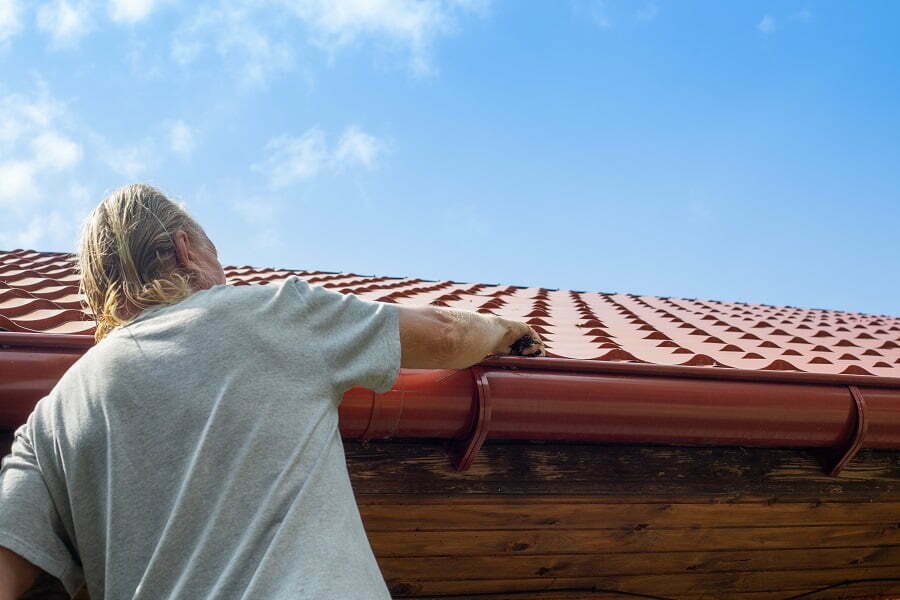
xmin=77 ymin=184 xmax=205 ymax=343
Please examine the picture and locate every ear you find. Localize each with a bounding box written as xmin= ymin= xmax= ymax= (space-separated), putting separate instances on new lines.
xmin=172 ymin=229 xmax=199 ymax=271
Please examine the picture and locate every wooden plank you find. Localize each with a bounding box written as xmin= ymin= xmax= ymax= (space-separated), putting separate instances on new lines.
xmin=355 ymin=493 xmax=740 ymax=505
xmin=367 ymin=525 xmax=900 ymax=556
xmin=345 ymin=439 xmax=900 ymax=502
xmin=359 ymin=499 xmax=900 ymax=530
xmin=375 ymin=546 xmax=900 ymax=579
xmin=381 ymin=565 xmax=900 ymax=597
xmin=8 ymin=433 xmax=900 ymax=503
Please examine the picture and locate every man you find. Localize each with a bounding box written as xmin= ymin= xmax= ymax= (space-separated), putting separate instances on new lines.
xmin=0 ymin=184 xmax=545 ymax=599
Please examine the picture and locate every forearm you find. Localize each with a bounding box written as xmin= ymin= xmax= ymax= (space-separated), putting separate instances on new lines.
xmin=0 ymin=546 xmax=40 ymax=600
xmin=437 ymin=308 xmax=516 ymax=370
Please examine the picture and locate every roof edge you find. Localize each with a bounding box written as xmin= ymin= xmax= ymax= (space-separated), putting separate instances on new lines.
xmin=1 ymin=332 xmax=899 ymax=389
xmin=482 ymin=355 xmax=900 ymax=389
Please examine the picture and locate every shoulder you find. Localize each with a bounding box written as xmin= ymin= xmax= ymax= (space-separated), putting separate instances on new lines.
xmin=202 ymin=277 xmax=305 ymax=305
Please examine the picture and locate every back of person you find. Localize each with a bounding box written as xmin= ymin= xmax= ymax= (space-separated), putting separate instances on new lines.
xmin=2 ymin=275 xmax=400 ymax=599
xmin=0 ymin=184 xmax=545 ymax=599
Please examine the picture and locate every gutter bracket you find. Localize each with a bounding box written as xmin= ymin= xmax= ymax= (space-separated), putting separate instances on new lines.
xmin=451 ymin=366 xmax=492 ymax=471
xmin=360 ymin=388 xmax=405 ymax=441
xmin=824 ymin=385 xmax=869 ymax=476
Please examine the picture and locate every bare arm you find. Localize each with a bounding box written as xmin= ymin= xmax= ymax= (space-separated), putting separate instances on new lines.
xmin=439 ymin=309 xmax=539 ymax=370
xmin=0 ymin=546 xmax=40 ymax=600
xmin=399 ymin=306 xmax=545 ymax=371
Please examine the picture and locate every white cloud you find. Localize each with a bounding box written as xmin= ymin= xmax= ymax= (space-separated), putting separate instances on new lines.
xmin=167 ymin=120 xmax=195 ymax=157
xmin=36 ymin=0 xmax=92 ymax=47
xmin=0 ymin=83 xmax=162 ymax=252
xmin=0 ymin=161 xmax=36 ymax=206
xmin=169 ymin=0 xmax=486 ymax=84
xmin=102 ymin=142 xmax=152 ymax=178
xmin=171 ymin=4 xmax=294 ymax=88
xmin=757 ymin=14 xmax=776 ymax=34
xmin=0 ymin=0 xmax=23 ymax=44
xmin=255 ymin=125 xmax=385 ymax=189
xmin=275 ymin=0 xmax=487 ymax=75
xmin=32 ymin=131 xmax=83 ymax=169
xmin=108 ymin=0 xmax=158 ymax=24
xmin=0 ymin=87 xmax=66 ymax=156
xmin=0 ymin=88 xmax=83 ymax=212
xmin=335 ymin=125 xmax=385 ymax=169
xmin=636 ymin=2 xmax=658 ymax=21
xmin=255 ymin=128 xmax=330 ymax=189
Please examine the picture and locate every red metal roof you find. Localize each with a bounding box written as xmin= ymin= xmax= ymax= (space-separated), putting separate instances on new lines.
xmin=1 ymin=247 xmax=898 ymax=377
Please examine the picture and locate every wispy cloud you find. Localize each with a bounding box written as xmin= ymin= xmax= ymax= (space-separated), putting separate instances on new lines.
xmin=255 ymin=128 xmax=330 ymax=189
xmin=167 ymin=119 xmax=195 ymax=157
xmin=99 ymin=140 xmax=156 ymax=179
xmin=108 ymin=0 xmax=160 ymax=24
xmin=0 ymin=161 xmax=37 ymax=208
xmin=0 ymin=86 xmax=82 ymax=209
xmin=0 ymin=0 xmax=23 ymax=44
xmin=170 ymin=0 xmax=487 ymax=83
xmin=36 ymin=0 xmax=92 ymax=47
xmin=171 ymin=4 xmax=294 ymax=89
xmin=254 ymin=125 xmax=386 ymax=189
xmin=0 ymin=88 xmax=65 ymax=150
xmin=32 ymin=131 xmax=83 ymax=169
xmin=757 ymin=14 xmax=776 ymax=34
xmin=0 ymin=81 xmax=212 ymax=252
xmin=9 ymin=1 xmax=486 ymax=83
xmin=0 ymin=83 xmax=97 ymax=250
xmin=335 ymin=126 xmax=385 ymax=170
xmin=275 ymin=0 xmax=486 ymax=75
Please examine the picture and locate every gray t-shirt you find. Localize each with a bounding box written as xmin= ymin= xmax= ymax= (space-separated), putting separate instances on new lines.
xmin=0 ymin=275 xmax=401 ymax=599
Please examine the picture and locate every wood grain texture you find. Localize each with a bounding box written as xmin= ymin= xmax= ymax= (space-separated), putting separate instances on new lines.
xmin=379 ymin=566 xmax=900 ymax=598
xmin=345 ymin=439 xmax=900 ymax=502
xmin=347 ymin=439 xmax=900 ymax=599
xmin=358 ymin=498 xmax=900 ymax=530
xmin=5 ymin=434 xmax=900 ymax=599
xmin=375 ymin=546 xmax=900 ymax=578
xmin=367 ymin=525 xmax=900 ymax=556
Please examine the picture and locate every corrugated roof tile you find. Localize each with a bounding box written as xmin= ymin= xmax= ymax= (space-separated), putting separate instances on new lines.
xmin=1 ymin=248 xmax=898 ymax=377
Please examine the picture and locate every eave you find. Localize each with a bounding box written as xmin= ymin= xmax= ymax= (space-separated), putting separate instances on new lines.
xmin=4 ymin=332 xmax=900 ymax=478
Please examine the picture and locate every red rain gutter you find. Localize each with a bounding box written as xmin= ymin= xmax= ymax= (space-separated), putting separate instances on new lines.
xmin=3 ymin=332 xmax=900 ymax=476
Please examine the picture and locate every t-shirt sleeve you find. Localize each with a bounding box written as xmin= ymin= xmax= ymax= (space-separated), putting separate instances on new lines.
xmin=290 ymin=276 xmax=401 ymax=395
xmin=0 ymin=419 xmax=84 ymax=597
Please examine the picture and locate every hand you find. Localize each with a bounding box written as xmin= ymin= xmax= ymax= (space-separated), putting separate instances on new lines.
xmin=493 ymin=320 xmax=546 ymax=357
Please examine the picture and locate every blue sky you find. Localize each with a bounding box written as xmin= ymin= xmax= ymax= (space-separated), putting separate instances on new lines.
xmin=1 ymin=1 xmax=897 ymax=316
